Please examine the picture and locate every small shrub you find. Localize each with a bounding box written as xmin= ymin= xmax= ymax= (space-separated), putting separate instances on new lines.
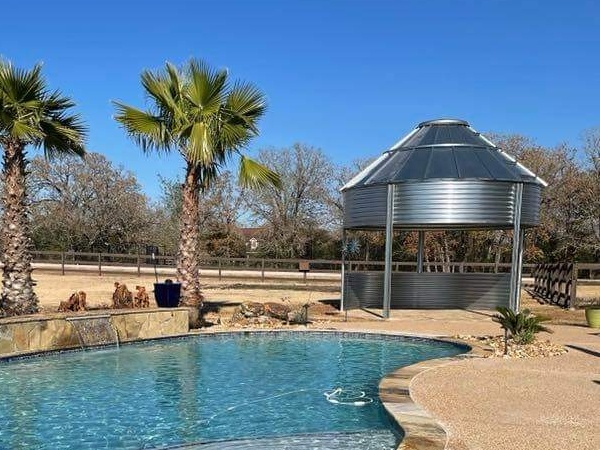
xmin=578 ymin=296 xmax=600 ymax=308
xmin=492 ymin=307 xmax=553 ymax=345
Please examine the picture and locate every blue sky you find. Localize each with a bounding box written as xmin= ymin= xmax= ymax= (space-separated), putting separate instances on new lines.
xmin=3 ymin=0 xmax=599 ymax=199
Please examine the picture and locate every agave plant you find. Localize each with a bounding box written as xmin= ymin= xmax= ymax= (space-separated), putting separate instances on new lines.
xmin=492 ymin=306 xmax=552 ymax=346
xmin=342 ymin=239 xmax=361 ymax=257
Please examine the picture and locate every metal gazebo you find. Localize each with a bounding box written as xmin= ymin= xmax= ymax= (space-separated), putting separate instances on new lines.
xmin=340 ymin=119 xmax=546 ymax=317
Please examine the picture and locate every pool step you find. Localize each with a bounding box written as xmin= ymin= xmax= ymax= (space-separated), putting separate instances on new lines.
xmin=167 ymin=430 xmax=398 ymax=450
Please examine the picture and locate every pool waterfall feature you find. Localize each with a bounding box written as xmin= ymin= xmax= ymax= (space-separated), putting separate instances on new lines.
xmin=0 ymin=308 xmax=190 ymax=357
xmin=66 ymin=315 xmax=120 ymax=348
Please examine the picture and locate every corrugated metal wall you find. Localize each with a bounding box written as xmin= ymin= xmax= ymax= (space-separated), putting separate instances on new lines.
xmin=344 ymin=271 xmax=510 ymax=310
xmin=521 ymin=184 xmax=542 ymax=225
xmin=343 ymin=185 xmax=387 ymax=228
xmin=343 ymin=181 xmax=541 ymax=229
xmin=393 ymin=181 xmax=515 ymax=227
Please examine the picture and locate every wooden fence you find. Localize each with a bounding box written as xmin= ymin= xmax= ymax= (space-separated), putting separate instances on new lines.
xmin=31 ymin=251 xmax=343 ymax=280
xmin=31 ymin=250 xmax=539 ymax=279
xmin=30 ymin=251 xmax=599 ymax=289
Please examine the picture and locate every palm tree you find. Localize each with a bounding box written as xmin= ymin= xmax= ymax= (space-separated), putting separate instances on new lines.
xmin=0 ymin=61 xmax=86 ymax=317
xmin=114 ymin=59 xmax=280 ymax=307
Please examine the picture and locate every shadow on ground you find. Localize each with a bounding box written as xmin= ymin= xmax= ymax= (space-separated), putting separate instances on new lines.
xmin=565 ymin=344 xmax=600 ymax=358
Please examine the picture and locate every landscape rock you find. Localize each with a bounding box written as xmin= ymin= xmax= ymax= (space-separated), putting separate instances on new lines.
xmin=455 ymin=334 xmax=567 ymax=358
xmin=240 ymin=302 xmax=265 ymax=317
xmin=264 ymin=302 xmax=291 ymax=321
xmin=58 ymin=291 xmax=87 ymax=312
xmin=112 ymin=282 xmax=133 ymax=309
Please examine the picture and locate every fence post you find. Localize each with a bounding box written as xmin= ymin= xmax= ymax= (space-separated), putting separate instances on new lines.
xmin=261 ymin=259 xmax=265 ymax=282
xmin=137 ymin=253 xmax=141 ymax=277
xmin=61 ymin=252 xmax=65 ymax=276
xmin=98 ymin=253 xmax=102 ymax=276
xmin=218 ymin=259 xmax=222 ymax=281
xmin=570 ymin=263 xmax=578 ymax=309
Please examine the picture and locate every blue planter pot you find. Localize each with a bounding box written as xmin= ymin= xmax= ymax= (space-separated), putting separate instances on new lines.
xmin=154 ymin=283 xmax=181 ymax=308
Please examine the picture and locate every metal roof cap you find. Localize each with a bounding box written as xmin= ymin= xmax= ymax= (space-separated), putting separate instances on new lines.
xmin=417 ymin=118 xmax=469 ymax=127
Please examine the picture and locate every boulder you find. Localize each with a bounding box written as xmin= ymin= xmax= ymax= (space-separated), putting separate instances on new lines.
xmin=264 ymin=302 xmax=292 ymax=321
xmin=240 ymin=302 xmax=265 ymax=317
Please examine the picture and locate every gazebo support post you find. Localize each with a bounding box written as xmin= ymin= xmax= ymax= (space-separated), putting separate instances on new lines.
xmin=383 ymin=184 xmax=395 ymax=319
xmin=509 ymin=183 xmax=524 ymax=312
xmin=515 ymin=228 xmax=525 ymax=311
xmin=417 ymin=230 xmax=425 ymax=273
xmin=340 ymin=229 xmax=346 ymax=312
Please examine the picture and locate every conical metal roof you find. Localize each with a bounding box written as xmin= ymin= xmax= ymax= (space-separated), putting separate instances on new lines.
xmin=343 ymin=119 xmax=546 ymax=190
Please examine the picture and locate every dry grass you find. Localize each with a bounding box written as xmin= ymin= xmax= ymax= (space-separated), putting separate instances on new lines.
xmin=33 ymin=270 xmax=340 ymax=312
xmin=521 ymin=284 xmax=600 ymax=326
xmin=32 ymin=270 xmax=598 ymax=325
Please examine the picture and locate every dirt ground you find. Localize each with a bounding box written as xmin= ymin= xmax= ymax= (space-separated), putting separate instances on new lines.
xmin=33 ymin=270 xmax=598 ymax=325
xmin=32 ymin=271 xmax=343 ymax=319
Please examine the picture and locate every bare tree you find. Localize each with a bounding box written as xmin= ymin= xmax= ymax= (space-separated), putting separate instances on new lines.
xmin=158 ymin=171 xmax=247 ymax=257
xmin=247 ymin=144 xmax=335 ymax=258
xmin=29 ymin=152 xmax=152 ymax=252
xmin=489 ymin=133 xmax=597 ymax=261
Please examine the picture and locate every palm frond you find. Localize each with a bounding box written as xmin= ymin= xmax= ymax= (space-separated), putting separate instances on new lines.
xmin=239 ymin=155 xmax=281 ymax=189
xmin=113 ymin=102 xmax=171 ymax=153
xmin=39 ymin=116 xmax=86 ymax=158
xmin=0 ymin=61 xmax=45 ymax=105
xmin=187 ymin=59 xmax=227 ymax=114
xmin=226 ymin=81 xmax=267 ymax=131
xmin=165 ymin=62 xmax=184 ymax=102
xmin=141 ymin=69 xmax=180 ymax=118
xmin=198 ymin=164 xmax=220 ymax=191
xmin=44 ymin=90 xmax=76 ymax=113
xmin=0 ymin=60 xmax=87 ymax=155
xmin=185 ymin=121 xmax=215 ymax=165
xmin=219 ymin=120 xmax=253 ymax=152
xmin=10 ymin=119 xmax=44 ymax=140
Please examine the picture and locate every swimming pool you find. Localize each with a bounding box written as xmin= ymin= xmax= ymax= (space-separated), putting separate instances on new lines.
xmin=0 ymin=332 xmax=465 ymax=449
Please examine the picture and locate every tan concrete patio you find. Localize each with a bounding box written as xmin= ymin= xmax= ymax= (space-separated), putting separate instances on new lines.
xmin=324 ymin=309 xmax=600 ymax=450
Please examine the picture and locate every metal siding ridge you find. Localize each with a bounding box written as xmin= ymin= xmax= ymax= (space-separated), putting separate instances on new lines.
xmin=344 ymin=272 xmax=510 ymax=310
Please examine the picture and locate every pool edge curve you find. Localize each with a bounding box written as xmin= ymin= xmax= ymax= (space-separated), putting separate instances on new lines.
xmin=379 ymin=336 xmax=487 ymax=450
xmin=0 ymin=326 xmax=482 ymax=450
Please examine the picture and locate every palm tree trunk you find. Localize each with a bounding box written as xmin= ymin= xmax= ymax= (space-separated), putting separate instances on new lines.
xmin=177 ymin=162 xmax=203 ymax=307
xmin=1 ymin=140 xmax=38 ymax=316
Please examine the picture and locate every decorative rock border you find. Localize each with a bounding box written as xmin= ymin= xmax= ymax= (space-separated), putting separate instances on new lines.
xmin=379 ymin=338 xmax=487 ymax=450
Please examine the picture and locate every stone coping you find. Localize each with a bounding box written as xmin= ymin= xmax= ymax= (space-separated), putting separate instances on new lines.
xmin=379 ymin=337 xmax=488 ymax=450
xmin=0 ymin=307 xmax=192 ymax=325
xmin=0 ymin=308 xmax=191 ymax=359
xmin=0 ymin=326 xmax=482 ymax=450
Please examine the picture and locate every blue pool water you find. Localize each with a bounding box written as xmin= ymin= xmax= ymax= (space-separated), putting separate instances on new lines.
xmin=0 ymin=332 xmax=465 ymax=449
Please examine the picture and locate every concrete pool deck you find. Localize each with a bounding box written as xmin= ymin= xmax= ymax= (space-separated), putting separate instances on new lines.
xmin=321 ymin=310 xmax=600 ymax=450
